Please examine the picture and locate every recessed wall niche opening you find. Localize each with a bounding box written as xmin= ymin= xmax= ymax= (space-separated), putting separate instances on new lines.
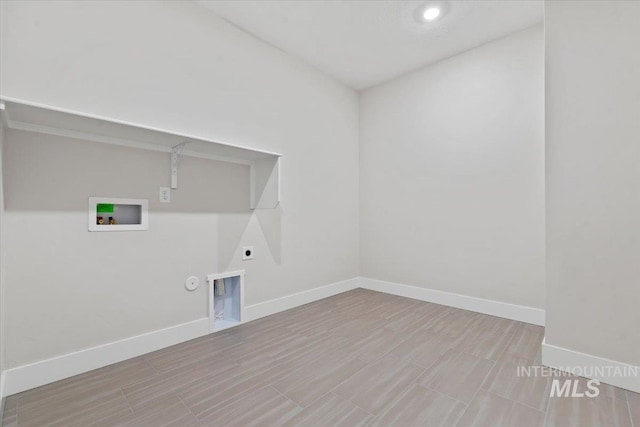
xmin=88 ymin=197 xmax=149 ymax=231
xmin=208 ymin=270 xmax=245 ymax=332
xmin=98 ymin=203 xmax=141 ymax=224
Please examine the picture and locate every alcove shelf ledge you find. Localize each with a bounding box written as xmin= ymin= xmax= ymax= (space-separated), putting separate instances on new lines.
xmin=0 ymin=97 xmax=281 ymax=209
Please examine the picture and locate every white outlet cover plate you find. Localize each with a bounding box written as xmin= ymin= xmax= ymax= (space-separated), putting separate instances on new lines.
xmin=185 ymin=276 xmax=199 ymax=291
xmin=242 ymin=246 xmax=254 ymax=260
xmin=159 ymin=187 xmax=171 ymax=203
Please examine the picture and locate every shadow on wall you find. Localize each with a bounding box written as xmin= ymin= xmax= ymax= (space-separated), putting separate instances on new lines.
xmin=256 ymin=208 xmax=282 ymax=264
xmin=217 ymin=207 xmax=283 ymax=269
xmin=2 ymin=129 xmax=282 ymax=266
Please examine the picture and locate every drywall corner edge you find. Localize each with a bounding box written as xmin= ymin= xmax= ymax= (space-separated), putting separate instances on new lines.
xmin=359 ymin=277 xmax=545 ymax=326
xmin=541 ymin=338 xmax=640 ymax=394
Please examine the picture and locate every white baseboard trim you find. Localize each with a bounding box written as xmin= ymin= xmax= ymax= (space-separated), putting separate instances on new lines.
xmin=3 ymin=276 xmax=546 ymax=396
xmin=3 ymin=277 xmax=360 ymax=396
xmin=359 ymin=277 xmax=545 ymax=326
xmin=4 ymin=317 xmax=210 ymax=396
xmin=244 ymin=277 xmax=360 ymax=322
xmin=541 ymin=338 xmax=640 ymax=393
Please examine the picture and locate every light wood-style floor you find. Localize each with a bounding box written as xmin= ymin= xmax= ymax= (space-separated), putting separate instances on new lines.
xmin=2 ymin=289 xmax=638 ymax=426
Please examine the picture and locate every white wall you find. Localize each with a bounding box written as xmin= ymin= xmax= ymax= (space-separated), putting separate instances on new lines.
xmin=545 ymin=1 xmax=640 ymax=366
xmin=0 ymin=0 xmax=359 ymax=368
xmin=359 ymin=26 xmax=545 ymax=309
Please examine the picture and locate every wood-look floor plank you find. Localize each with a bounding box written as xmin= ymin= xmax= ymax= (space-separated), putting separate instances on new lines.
xmin=546 ymin=376 xmax=633 ymax=427
xmin=197 ymin=386 xmax=301 ymax=427
xmin=17 ymin=389 xmax=131 ymax=427
xmin=283 ymin=392 xmax=372 ymax=427
xmin=122 ymin=356 xmax=238 ymax=411
xmin=627 ymin=390 xmax=640 ymax=426
xmin=506 ymin=403 xmax=545 ymax=427
xmin=482 ymin=353 xmax=551 ymax=411
xmin=1 ymin=289 xmax=635 ymax=427
xmin=382 ymin=303 xmax=449 ymax=335
xmin=0 ymin=396 xmax=18 ymax=427
xmin=424 ymin=308 xmax=482 ymax=338
xmin=16 ymin=358 xmax=155 ymax=409
xmin=271 ymin=333 xmax=350 ymax=369
xmin=455 ymin=389 xmax=514 ymax=427
xmin=385 ymin=328 xmax=454 ymax=368
xmin=451 ymin=318 xmax=522 ymax=361
xmin=337 ymin=327 xmax=407 ymax=363
xmin=333 ymin=354 xmax=425 ymax=414
xmin=504 ymin=323 xmax=544 ymax=363
xmin=274 ymin=350 xmax=366 ymax=407
xmin=418 ymin=348 xmax=495 ymax=404
xmin=177 ymin=357 xmax=288 ymax=419
xmin=369 ymin=384 xmax=465 ymax=426
xmin=143 ymin=331 xmax=243 ymax=373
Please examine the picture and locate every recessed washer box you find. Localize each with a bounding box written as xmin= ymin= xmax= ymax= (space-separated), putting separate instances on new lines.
xmin=88 ymin=197 xmax=149 ymax=231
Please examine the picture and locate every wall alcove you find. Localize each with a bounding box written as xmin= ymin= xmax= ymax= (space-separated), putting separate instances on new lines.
xmin=1 ymin=98 xmax=282 ymax=209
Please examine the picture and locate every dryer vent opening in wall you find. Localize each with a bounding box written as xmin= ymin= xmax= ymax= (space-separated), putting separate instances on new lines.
xmin=88 ymin=197 xmax=149 ymax=231
xmin=208 ymin=271 xmax=245 ymax=333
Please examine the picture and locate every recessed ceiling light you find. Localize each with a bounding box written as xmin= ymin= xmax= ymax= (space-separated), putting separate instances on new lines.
xmin=422 ymin=7 xmax=441 ymax=21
